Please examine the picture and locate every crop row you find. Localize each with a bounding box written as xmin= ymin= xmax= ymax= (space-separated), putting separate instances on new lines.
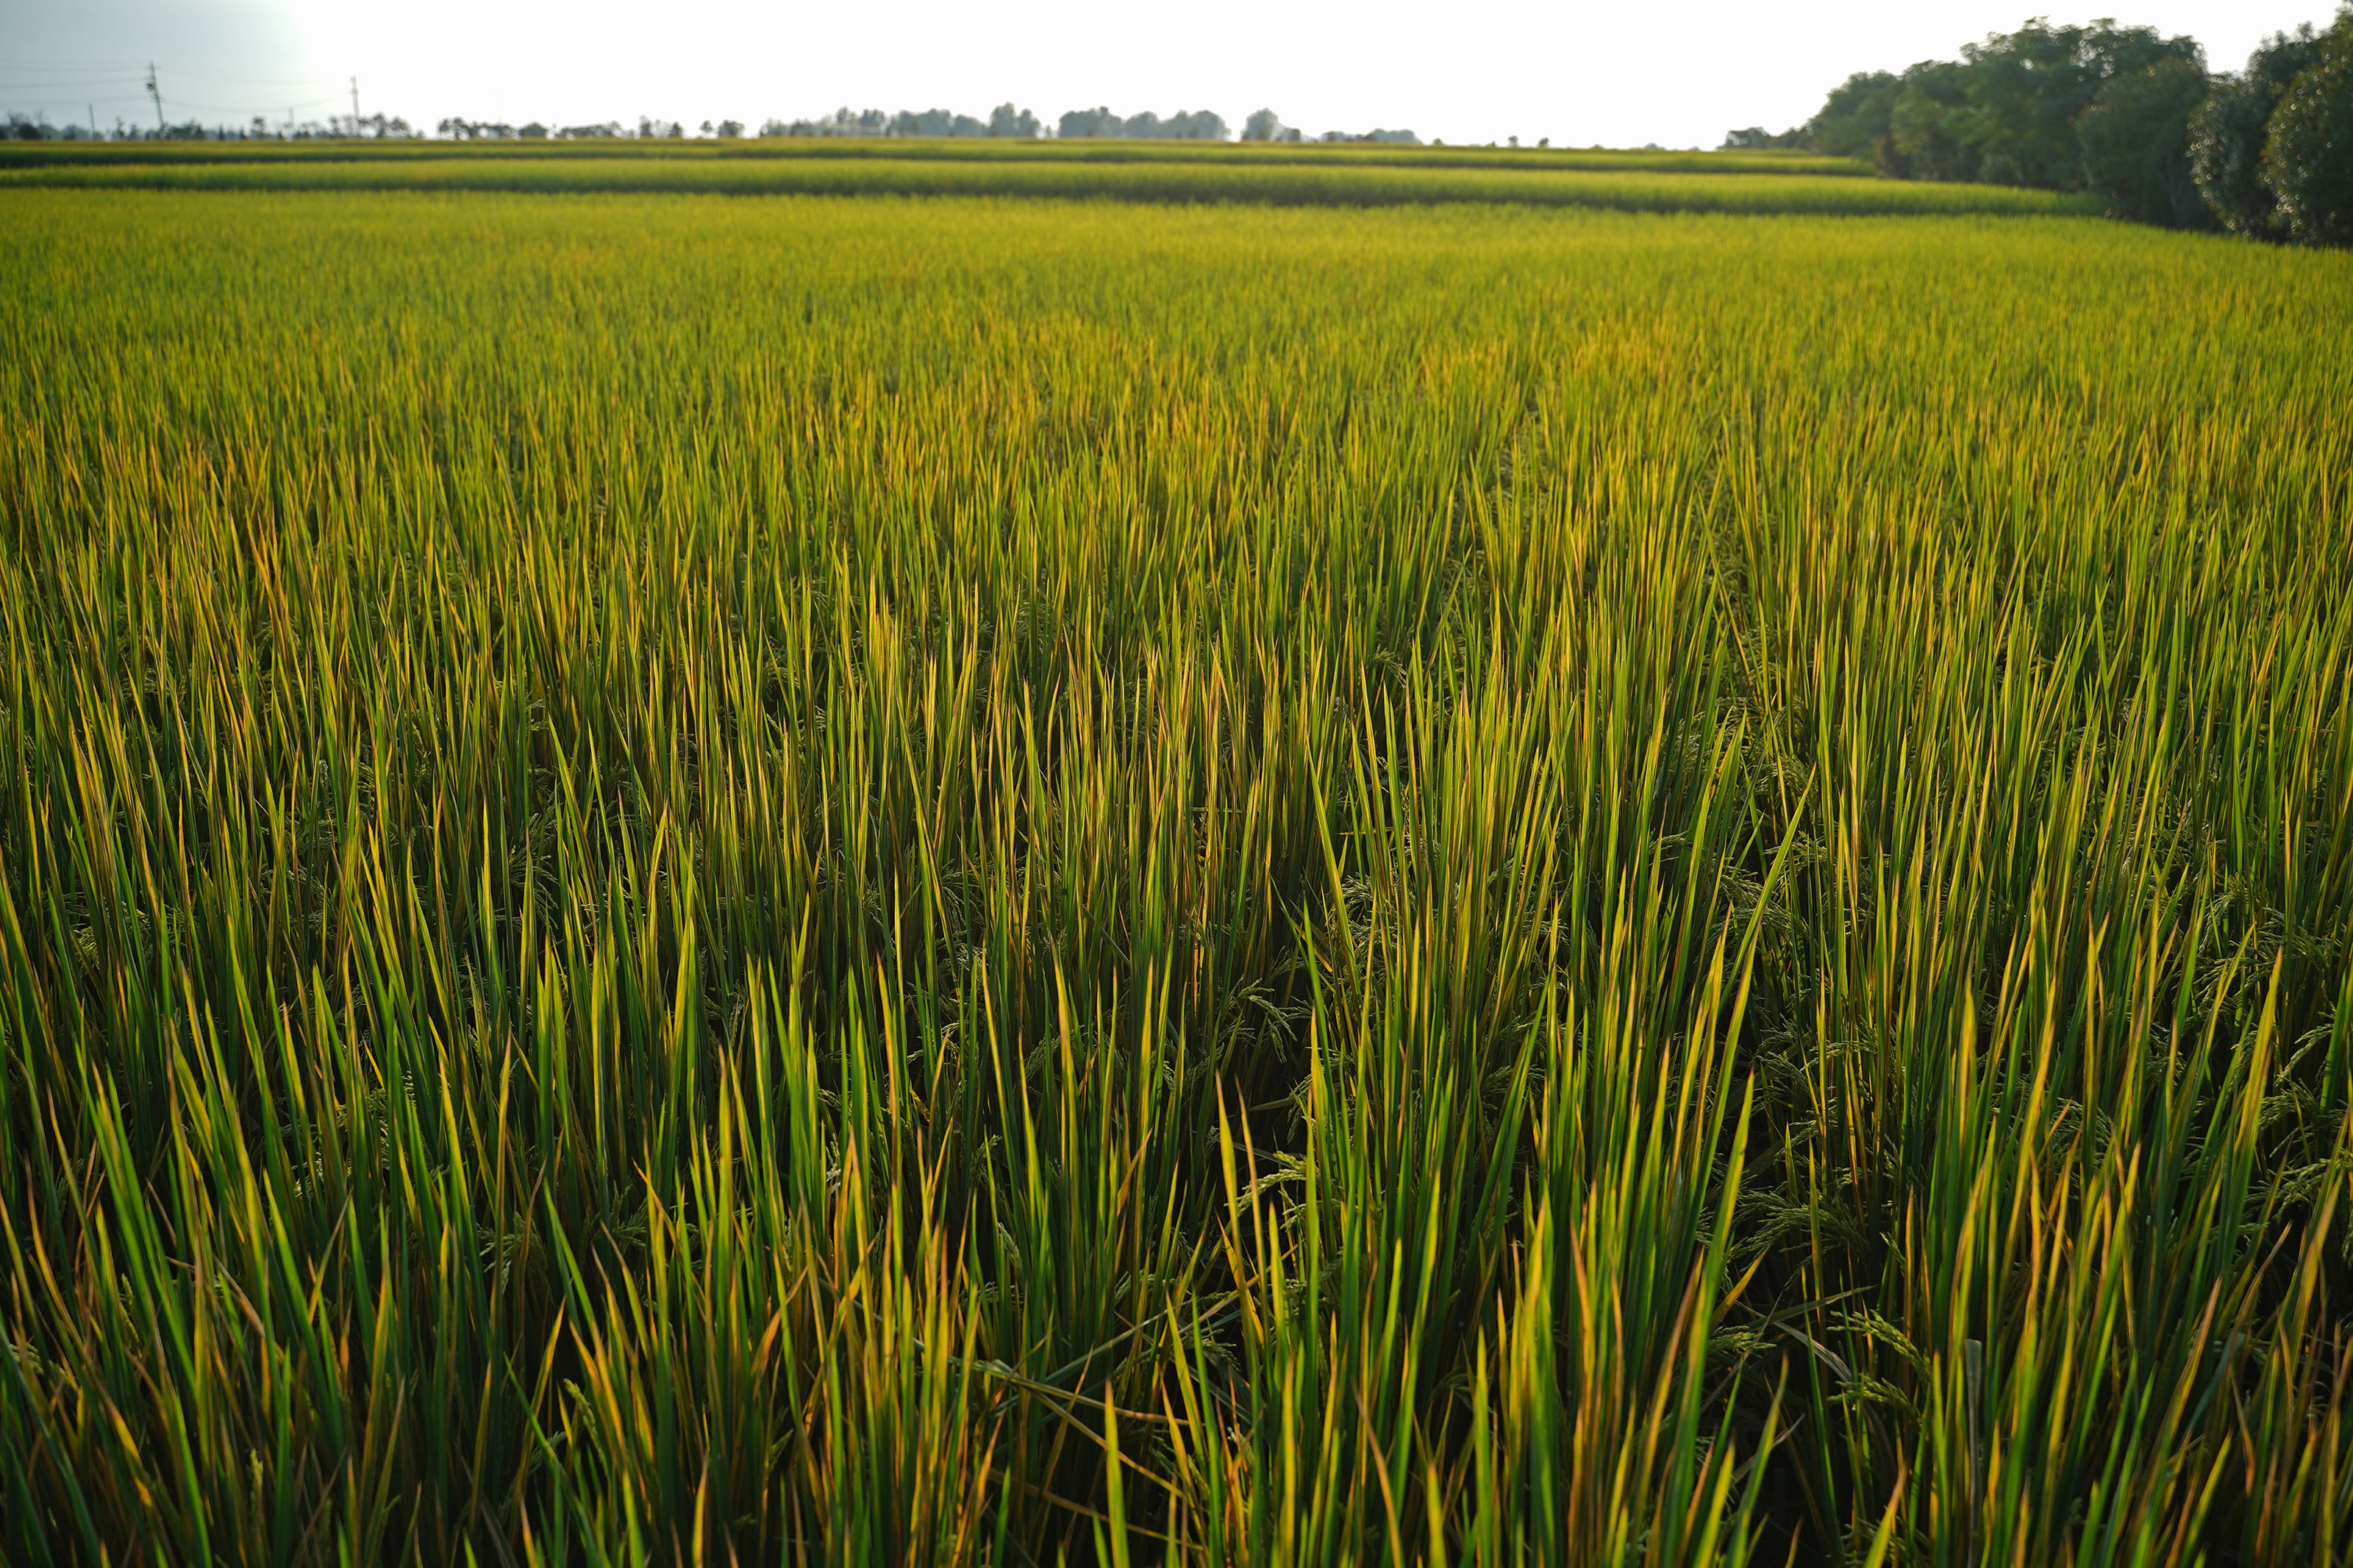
xmin=0 ymin=149 xmax=2091 ymax=215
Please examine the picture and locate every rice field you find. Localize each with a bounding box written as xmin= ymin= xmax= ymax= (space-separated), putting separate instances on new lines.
xmin=0 ymin=143 xmax=2088 ymax=215
xmin=2 ymin=171 xmax=2351 ymax=1565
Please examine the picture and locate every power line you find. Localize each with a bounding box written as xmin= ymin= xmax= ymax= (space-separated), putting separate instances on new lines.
xmin=0 ymin=60 xmax=145 ymax=74
xmin=2 ymin=62 xmax=352 ymax=123
xmin=21 ymin=93 xmax=163 ymax=109
xmin=5 ymin=93 xmax=355 ymax=121
xmin=0 ymin=76 xmax=151 ymax=90
xmin=0 ymin=60 xmax=343 ymax=87
xmin=0 ymin=61 xmax=343 ymax=93
xmin=1 ymin=56 xmax=392 ymax=128
xmin=150 ymin=90 xmax=348 ymax=116
xmin=159 ymin=67 xmax=348 ymax=88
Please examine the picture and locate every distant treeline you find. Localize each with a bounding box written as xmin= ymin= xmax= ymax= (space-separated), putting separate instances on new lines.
xmin=749 ymin=106 xmax=1419 ymax=145
xmin=1729 ymin=7 xmax=2353 ymax=244
xmin=4 ymin=104 xmax=1423 ymax=149
xmin=5 ymin=112 xmax=418 ymax=143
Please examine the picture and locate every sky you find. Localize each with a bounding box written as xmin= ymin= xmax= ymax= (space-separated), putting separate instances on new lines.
xmin=2 ymin=0 xmax=2340 ymax=146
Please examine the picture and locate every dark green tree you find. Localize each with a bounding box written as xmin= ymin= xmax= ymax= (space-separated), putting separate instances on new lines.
xmin=2265 ymin=24 xmax=2353 ymax=246
xmin=1955 ymin=21 xmax=2199 ymax=190
xmin=1889 ymin=60 xmax=1977 ymax=181
xmin=1803 ymin=71 xmax=1901 ymax=158
xmin=2190 ymin=24 xmax=2328 ymax=237
xmin=1815 ymin=19 xmax=2207 ymax=192
xmin=2078 ymin=54 xmax=2213 ymax=225
xmin=987 ymin=103 xmax=1040 ymax=138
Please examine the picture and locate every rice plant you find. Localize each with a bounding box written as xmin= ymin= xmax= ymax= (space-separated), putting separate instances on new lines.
xmin=1 ymin=187 xmax=2349 ymax=1564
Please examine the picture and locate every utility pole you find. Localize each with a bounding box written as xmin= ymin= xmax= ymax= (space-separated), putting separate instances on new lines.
xmin=88 ymin=101 xmax=97 ymax=138
xmin=146 ymin=63 xmax=164 ymax=129
xmin=350 ymin=76 xmax=360 ymax=132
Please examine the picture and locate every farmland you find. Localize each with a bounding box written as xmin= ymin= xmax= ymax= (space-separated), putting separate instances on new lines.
xmin=2 ymin=153 xmax=2351 ymax=1564
xmin=0 ymin=140 xmax=2094 ymax=215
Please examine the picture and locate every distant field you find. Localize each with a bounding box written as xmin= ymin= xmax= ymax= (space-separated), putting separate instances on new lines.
xmin=3 ymin=185 xmax=2349 ymax=1566
xmin=0 ymin=136 xmax=1873 ymax=175
xmin=0 ymin=137 xmax=2093 ymax=215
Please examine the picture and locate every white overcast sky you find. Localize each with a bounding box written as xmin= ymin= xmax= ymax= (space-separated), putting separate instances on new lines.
xmin=1 ymin=0 xmax=2338 ymax=146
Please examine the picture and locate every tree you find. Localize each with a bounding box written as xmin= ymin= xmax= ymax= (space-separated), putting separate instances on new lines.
xmin=1949 ymin=21 xmax=2198 ymax=190
xmin=1889 ymin=60 xmax=1976 ymax=181
xmin=988 ymin=103 xmax=1040 ymax=138
xmin=2078 ymin=54 xmax=2212 ymax=225
xmin=1056 ymin=106 xmax=1229 ymax=140
xmin=1804 ymin=70 xmax=1901 ymax=160
xmin=1163 ymin=109 xmax=1229 ymax=140
xmin=1058 ymin=106 xmax=1118 ymax=139
xmin=2265 ymin=24 xmax=2353 ymax=246
xmin=890 ymin=108 xmax=984 ymax=137
xmin=1815 ymin=21 xmax=2206 ymax=190
xmin=1243 ymin=108 xmax=1285 ymax=142
xmin=2191 ymin=24 xmax=2329 ymax=237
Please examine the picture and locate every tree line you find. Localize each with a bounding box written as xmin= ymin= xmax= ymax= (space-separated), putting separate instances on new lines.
xmin=6 ymin=112 xmax=416 ymax=142
xmin=1728 ymin=7 xmax=2353 ymax=245
xmin=750 ymin=106 xmax=1418 ymax=144
xmin=4 ymin=103 xmax=1428 ymax=148
xmin=424 ymin=106 xmax=1227 ymax=142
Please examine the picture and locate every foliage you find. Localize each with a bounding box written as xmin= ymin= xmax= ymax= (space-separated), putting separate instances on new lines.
xmin=2190 ymin=24 xmax=2329 ymax=238
xmin=1241 ymin=108 xmax=1292 ymax=143
xmin=3 ymin=112 xmax=419 ymax=144
xmin=1720 ymin=126 xmax=1807 ymax=151
xmin=1803 ymin=18 xmax=2215 ymax=226
xmin=765 ymin=107 xmax=892 ymax=138
xmin=1886 ymin=58 xmax=1976 ymax=181
xmin=1959 ymin=19 xmax=2202 ymax=189
xmin=1802 ymin=70 xmax=1902 ymax=161
xmin=438 ymin=118 xmax=546 ymax=140
xmin=2265 ymin=26 xmax=2353 ymax=246
xmin=4 ymin=185 xmax=2352 ymax=1566
xmin=2078 ymin=55 xmax=2214 ymax=225
xmin=1057 ymin=107 xmax=1231 ymax=140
